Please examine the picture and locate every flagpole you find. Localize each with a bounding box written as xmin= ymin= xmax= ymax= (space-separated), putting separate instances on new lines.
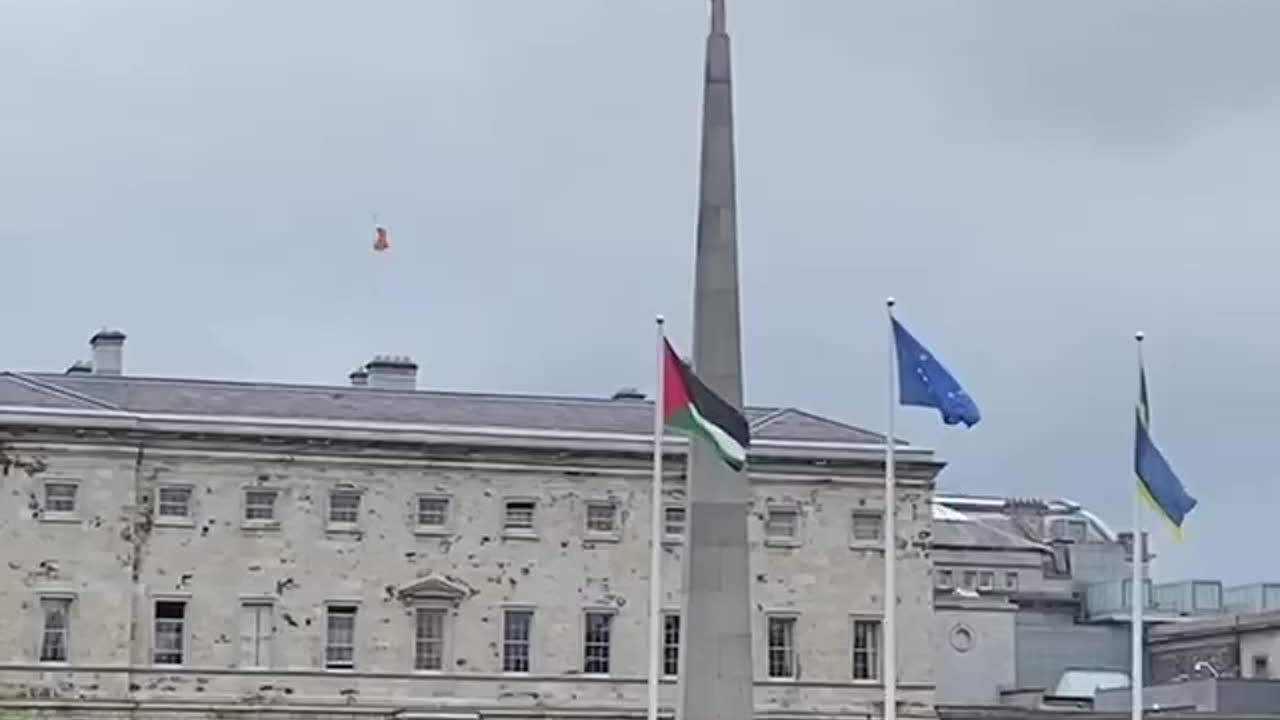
xmin=647 ymin=314 xmax=667 ymax=720
xmin=884 ymin=297 xmax=898 ymax=720
xmin=1131 ymin=331 xmax=1145 ymax=720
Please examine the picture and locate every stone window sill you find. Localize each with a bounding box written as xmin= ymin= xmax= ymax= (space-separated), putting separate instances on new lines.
xmin=413 ymin=526 xmax=451 ymax=537
xmin=502 ymin=529 xmax=539 ymax=541
xmin=764 ymin=537 xmax=801 ymax=549
xmin=39 ymin=514 xmax=80 ymax=525
xmin=154 ymin=517 xmax=195 ymax=529
xmin=240 ymin=521 xmax=281 ymax=532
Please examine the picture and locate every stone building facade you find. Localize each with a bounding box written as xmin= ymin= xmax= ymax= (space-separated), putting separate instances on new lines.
xmin=930 ymin=496 xmax=1134 ymax=707
xmin=0 ymin=331 xmax=942 ymax=719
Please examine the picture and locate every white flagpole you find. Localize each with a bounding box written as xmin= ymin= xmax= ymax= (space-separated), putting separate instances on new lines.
xmin=647 ymin=314 xmax=667 ymax=720
xmin=884 ymin=298 xmax=898 ymax=720
xmin=1131 ymin=331 xmax=1146 ymax=720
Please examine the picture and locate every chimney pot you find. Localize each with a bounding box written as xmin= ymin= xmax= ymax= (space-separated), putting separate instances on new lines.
xmin=89 ymin=328 xmax=126 ymax=376
xmin=364 ymin=354 xmax=418 ymax=390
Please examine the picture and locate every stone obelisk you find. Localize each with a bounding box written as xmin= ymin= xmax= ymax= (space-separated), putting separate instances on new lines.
xmin=679 ymin=2 xmax=753 ymax=720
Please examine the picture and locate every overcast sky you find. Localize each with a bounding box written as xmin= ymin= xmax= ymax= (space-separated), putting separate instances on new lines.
xmin=3 ymin=0 xmax=1279 ymax=583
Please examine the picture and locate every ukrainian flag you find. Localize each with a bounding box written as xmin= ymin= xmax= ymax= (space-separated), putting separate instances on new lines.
xmin=1134 ymin=361 xmax=1197 ymax=536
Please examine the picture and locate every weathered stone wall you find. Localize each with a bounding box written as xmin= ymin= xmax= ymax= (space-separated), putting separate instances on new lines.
xmin=0 ymin=437 xmax=935 ymax=718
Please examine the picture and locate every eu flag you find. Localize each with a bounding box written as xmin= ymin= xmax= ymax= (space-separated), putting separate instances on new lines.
xmin=891 ymin=317 xmax=981 ymax=427
xmin=1134 ymin=363 xmax=1197 ymax=533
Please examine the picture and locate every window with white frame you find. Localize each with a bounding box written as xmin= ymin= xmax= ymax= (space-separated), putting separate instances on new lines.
xmin=962 ymin=570 xmax=977 ymax=589
xmin=851 ymin=510 xmax=883 ymax=542
xmin=413 ymin=607 xmax=447 ymax=671
xmin=39 ymin=597 xmax=71 ymax=662
xmin=1005 ymin=572 xmax=1019 ymax=590
xmin=585 ymin=500 xmax=618 ymax=534
xmin=152 ymin=600 xmax=187 ymax=665
xmin=937 ymin=569 xmax=954 ymax=588
xmin=44 ymin=481 xmax=78 ymax=515
xmin=243 ymin=489 xmax=278 ymax=523
xmin=327 ymin=490 xmax=361 ymax=526
xmin=852 ymin=619 xmax=881 ymax=681
xmin=416 ymin=495 xmax=450 ymax=530
xmin=239 ymin=601 xmax=273 ymax=669
xmin=325 ymin=605 xmax=357 ymax=669
xmin=978 ymin=570 xmax=995 ymax=590
xmin=766 ymin=615 xmax=797 ymax=678
xmin=502 ymin=609 xmax=533 ymax=673
xmin=156 ymin=486 xmax=192 ymax=520
xmin=503 ymin=499 xmax=537 ymax=533
xmin=583 ymin=611 xmax=613 ymax=674
xmin=663 ymin=506 xmax=686 ymax=538
xmin=765 ymin=506 xmax=799 ymax=541
xmin=662 ymin=612 xmax=680 ymax=676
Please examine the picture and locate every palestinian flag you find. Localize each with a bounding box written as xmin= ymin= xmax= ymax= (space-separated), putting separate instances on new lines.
xmin=662 ymin=338 xmax=750 ymax=471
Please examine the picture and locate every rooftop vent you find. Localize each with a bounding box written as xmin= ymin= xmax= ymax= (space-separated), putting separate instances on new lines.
xmin=364 ymin=355 xmax=418 ymax=391
xmin=611 ymin=387 xmax=645 ymax=400
xmin=89 ymin=328 xmax=126 ymax=376
xmin=65 ymin=360 xmax=93 ymax=375
xmin=349 ymin=366 xmax=369 ymax=387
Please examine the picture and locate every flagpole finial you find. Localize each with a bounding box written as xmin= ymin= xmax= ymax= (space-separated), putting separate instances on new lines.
xmin=1135 ymin=331 xmax=1145 ymax=342
xmin=656 ymin=314 xmax=665 ymax=325
xmin=886 ymin=297 xmax=896 ymax=308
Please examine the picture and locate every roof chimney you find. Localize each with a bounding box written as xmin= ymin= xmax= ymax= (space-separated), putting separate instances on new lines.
xmin=66 ymin=360 xmax=93 ymax=375
xmin=89 ymin=328 xmax=126 ymax=376
xmin=349 ymin=366 xmax=369 ymax=387
xmin=364 ymin=355 xmax=417 ymax=390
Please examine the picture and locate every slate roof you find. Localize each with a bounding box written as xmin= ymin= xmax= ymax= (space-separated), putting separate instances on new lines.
xmin=0 ymin=372 xmax=890 ymax=445
xmin=932 ymin=518 xmax=1049 ymax=552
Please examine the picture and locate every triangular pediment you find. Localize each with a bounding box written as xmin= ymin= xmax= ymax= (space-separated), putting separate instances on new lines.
xmin=398 ymin=575 xmax=471 ymax=602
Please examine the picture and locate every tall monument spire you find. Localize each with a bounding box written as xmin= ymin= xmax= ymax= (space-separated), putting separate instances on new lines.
xmin=679 ymin=1 xmax=753 ymax=720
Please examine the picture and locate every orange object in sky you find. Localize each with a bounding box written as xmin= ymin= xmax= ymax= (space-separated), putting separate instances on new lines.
xmin=373 ymin=225 xmax=389 ymax=252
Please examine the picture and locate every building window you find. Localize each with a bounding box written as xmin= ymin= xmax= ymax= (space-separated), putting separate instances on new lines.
xmin=978 ymin=571 xmax=995 ymax=590
xmin=1254 ymin=654 xmax=1270 ymax=678
xmin=663 ymin=506 xmax=686 ymax=539
xmin=502 ymin=609 xmax=533 ymax=673
xmin=585 ymin=500 xmax=618 ymax=534
xmin=152 ymin=600 xmax=187 ymax=665
xmin=1051 ymin=518 xmax=1088 ymax=543
xmin=414 ymin=607 xmax=447 ymax=671
xmin=583 ymin=611 xmax=613 ymax=674
xmin=853 ymin=619 xmax=881 ymax=680
xmin=663 ymin=613 xmax=680 ymax=676
xmin=937 ymin=569 xmax=954 ymax=589
xmin=962 ymin=570 xmax=977 ymax=589
xmin=39 ymin=597 xmax=71 ymax=662
xmin=325 ymin=605 xmax=357 ymax=669
xmin=767 ymin=615 xmax=797 ymax=678
xmin=503 ymin=499 xmax=537 ymax=534
xmin=416 ymin=495 xmax=450 ymax=530
xmin=327 ymin=490 xmax=361 ymax=526
xmin=156 ymin=486 xmax=192 ymax=520
xmin=44 ymin=481 xmax=78 ymax=515
xmin=240 ymin=602 xmax=273 ymax=668
xmin=851 ymin=510 xmax=883 ymax=543
xmin=244 ymin=489 xmax=278 ymax=523
xmin=1005 ymin=572 xmax=1018 ymax=590
xmin=765 ymin=507 xmax=800 ymax=542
